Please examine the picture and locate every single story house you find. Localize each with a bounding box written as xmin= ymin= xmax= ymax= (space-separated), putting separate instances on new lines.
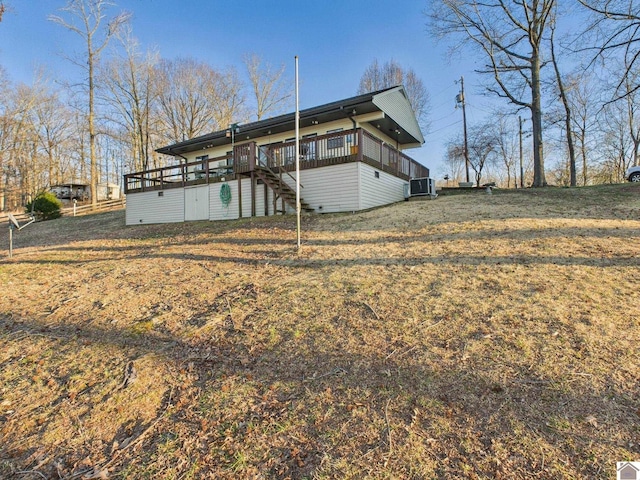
xmin=124 ymin=85 xmax=429 ymax=225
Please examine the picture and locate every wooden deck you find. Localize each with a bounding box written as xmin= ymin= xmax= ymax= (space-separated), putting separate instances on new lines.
xmin=124 ymin=128 xmax=429 ymax=194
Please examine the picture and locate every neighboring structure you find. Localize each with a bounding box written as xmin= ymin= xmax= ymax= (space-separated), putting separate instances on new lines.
xmin=96 ymin=182 xmax=121 ymax=201
xmin=124 ymin=85 xmax=429 ymax=225
xmin=51 ymin=182 xmax=121 ymax=203
xmin=51 ymin=183 xmax=90 ymax=201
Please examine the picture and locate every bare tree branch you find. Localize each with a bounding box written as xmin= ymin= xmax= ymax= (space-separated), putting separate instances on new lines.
xmin=243 ymin=53 xmax=291 ymax=121
xmin=49 ymin=0 xmax=130 ymax=207
xmin=427 ymin=0 xmax=555 ymax=186
xmin=357 ymin=59 xmax=431 ymax=132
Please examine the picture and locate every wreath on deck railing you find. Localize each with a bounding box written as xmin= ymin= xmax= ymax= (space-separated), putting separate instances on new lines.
xmin=219 ymin=183 xmax=232 ymax=208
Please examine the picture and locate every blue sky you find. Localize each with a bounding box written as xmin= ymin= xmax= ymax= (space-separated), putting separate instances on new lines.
xmin=0 ymin=0 xmax=497 ymax=177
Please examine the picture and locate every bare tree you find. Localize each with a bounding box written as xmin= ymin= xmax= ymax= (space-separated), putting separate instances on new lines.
xmin=0 ymin=79 xmax=45 ymax=210
xmin=0 ymin=67 xmax=11 ymax=210
xmin=622 ymin=69 xmax=640 ymax=167
xmin=579 ymin=0 xmax=640 ymax=100
xmin=67 ymin=109 xmax=90 ymax=183
xmin=32 ymin=82 xmax=74 ymax=187
xmin=445 ymin=122 xmax=498 ymax=187
xmin=8 ymin=84 xmax=45 ymax=205
xmin=467 ymin=122 xmax=498 ymax=186
xmin=155 ymin=58 xmax=246 ymax=145
xmin=427 ymin=0 xmax=555 ymax=187
xmin=549 ymin=19 xmax=577 ymax=186
xmin=49 ymin=0 xmax=130 ymax=207
xmin=357 ymin=59 xmax=430 ymax=131
xmin=563 ymin=73 xmax=599 ymax=185
xmin=594 ymin=100 xmax=633 ymax=182
xmin=209 ymin=67 xmax=247 ymax=129
xmin=494 ymin=114 xmax=518 ymax=188
xmin=101 ymin=26 xmax=158 ymax=172
xmin=444 ymin=140 xmax=466 ymax=185
xmin=244 ymin=53 xmax=291 ymax=121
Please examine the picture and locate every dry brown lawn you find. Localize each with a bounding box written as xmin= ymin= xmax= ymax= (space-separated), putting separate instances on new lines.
xmin=0 ymin=184 xmax=639 ymax=479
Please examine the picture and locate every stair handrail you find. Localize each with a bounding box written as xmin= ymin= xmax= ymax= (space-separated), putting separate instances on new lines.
xmin=256 ymin=145 xmax=303 ymax=189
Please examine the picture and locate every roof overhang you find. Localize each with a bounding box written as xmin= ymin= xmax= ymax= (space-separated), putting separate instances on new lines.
xmin=157 ymin=85 xmax=425 ymax=156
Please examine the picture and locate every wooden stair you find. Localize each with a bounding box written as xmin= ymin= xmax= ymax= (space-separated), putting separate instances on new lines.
xmin=254 ymin=166 xmax=314 ymax=213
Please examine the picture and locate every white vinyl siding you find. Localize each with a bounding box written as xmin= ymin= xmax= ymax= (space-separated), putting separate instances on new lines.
xmin=291 ymin=163 xmax=359 ymax=213
xmin=125 ymin=189 xmax=184 ymax=225
xmin=208 ymin=178 xmax=282 ymax=221
xmin=127 ymin=159 xmax=411 ymax=225
xmin=257 ymin=184 xmax=277 ymax=216
xmin=359 ymin=163 xmax=408 ymax=210
xmin=210 ymin=182 xmax=240 ymax=221
xmin=372 ymin=88 xmax=424 ymax=145
xmin=240 ymin=178 xmax=252 ymax=217
xmin=268 ymin=187 xmax=276 ymax=215
xmin=254 ymin=181 xmax=265 ymax=217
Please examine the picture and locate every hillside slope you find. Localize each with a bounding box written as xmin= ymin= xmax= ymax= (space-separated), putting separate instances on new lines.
xmin=1 ymin=185 xmax=639 ymax=479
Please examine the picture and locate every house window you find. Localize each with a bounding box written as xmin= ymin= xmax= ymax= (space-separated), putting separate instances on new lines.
xmin=284 ymin=137 xmax=296 ymax=165
xmin=196 ymin=154 xmax=208 ymax=167
xmin=258 ymin=146 xmax=268 ymax=166
xmin=327 ymin=128 xmax=344 ymax=149
xmin=195 ymin=155 xmax=208 ymax=178
xmin=302 ymin=133 xmax=317 ymax=160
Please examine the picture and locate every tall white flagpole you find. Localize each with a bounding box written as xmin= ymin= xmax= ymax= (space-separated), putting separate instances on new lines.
xmin=295 ymin=56 xmax=301 ymax=249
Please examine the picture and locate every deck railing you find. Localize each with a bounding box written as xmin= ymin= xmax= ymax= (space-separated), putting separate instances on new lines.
xmin=124 ymin=154 xmax=234 ymax=193
xmin=360 ymin=129 xmax=429 ymax=179
xmin=124 ymin=128 xmax=428 ymax=194
xmin=236 ymin=129 xmax=359 ymax=174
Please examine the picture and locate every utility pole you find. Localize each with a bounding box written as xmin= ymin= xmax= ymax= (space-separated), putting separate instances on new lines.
xmin=456 ymin=77 xmax=470 ymax=183
xmin=519 ymin=116 xmax=524 ymax=188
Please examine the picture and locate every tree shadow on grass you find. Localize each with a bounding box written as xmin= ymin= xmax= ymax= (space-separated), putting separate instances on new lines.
xmin=6 ymin=246 xmax=638 ymax=269
xmin=1 ymin=305 xmax=637 ymax=479
xmin=1 ymin=184 xmax=639 ymax=254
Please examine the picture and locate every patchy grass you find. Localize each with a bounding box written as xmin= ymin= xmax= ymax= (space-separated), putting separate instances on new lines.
xmin=0 ymin=183 xmax=639 ymax=479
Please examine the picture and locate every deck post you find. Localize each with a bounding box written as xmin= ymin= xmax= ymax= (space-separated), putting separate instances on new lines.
xmin=238 ymin=175 xmax=242 ymax=218
xmin=264 ymin=182 xmax=268 ymax=216
xmin=250 ymin=171 xmax=256 ymax=217
xmin=357 ymin=129 xmax=363 ymax=162
xmin=249 ymin=143 xmax=256 ymax=172
xmin=272 ymin=167 xmax=277 ymax=214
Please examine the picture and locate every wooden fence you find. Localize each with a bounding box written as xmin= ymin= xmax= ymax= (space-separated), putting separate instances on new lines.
xmin=60 ymin=198 xmax=126 ymax=217
xmin=0 ymin=198 xmax=126 ymax=226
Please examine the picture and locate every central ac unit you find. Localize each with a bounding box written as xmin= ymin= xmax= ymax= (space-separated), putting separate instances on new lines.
xmin=409 ymin=177 xmax=437 ymax=198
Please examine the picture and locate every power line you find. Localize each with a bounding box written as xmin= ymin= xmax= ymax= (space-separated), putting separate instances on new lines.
xmin=431 ymin=96 xmax=457 ymax=111
xmin=430 ymin=109 xmax=458 ymax=124
xmin=428 ymin=118 xmax=462 ymax=134
xmin=430 ymin=82 xmax=457 ymax=99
